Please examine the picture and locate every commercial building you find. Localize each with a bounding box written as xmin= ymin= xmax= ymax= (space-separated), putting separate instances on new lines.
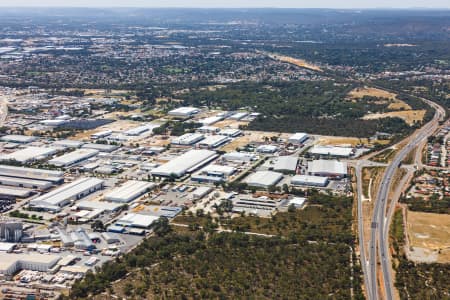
xmin=0 ymin=253 xmax=61 ymax=276
xmin=82 ymin=143 xmax=119 ymax=153
xmin=309 ymin=145 xmax=354 ymax=158
xmin=151 ymin=150 xmax=218 ymax=178
xmin=269 ymin=156 xmax=298 ymax=173
xmin=197 ymin=135 xmax=230 ymax=149
xmin=0 ymin=220 xmax=22 ymax=242
xmin=168 ymin=107 xmax=200 ymax=117
xmin=124 ymin=123 xmax=160 ymax=136
xmin=191 ymin=164 xmax=236 ymax=183
xmin=198 ymin=116 xmax=223 ymax=126
xmin=244 ymin=171 xmax=283 ymax=188
xmin=0 ymin=165 xmax=64 ymax=184
xmin=171 ymin=133 xmax=204 ymax=145
xmin=287 ymin=197 xmax=307 ymax=208
xmin=219 ymin=128 xmax=242 ymax=137
xmin=256 ymin=145 xmax=278 ymax=154
xmin=308 ymin=160 xmax=348 ymax=179
xmin=192 ymin=186 xmax=212 ymax=199
xmin=197 ymin=126 xmax=220 ymax=134
xmin=288 ymin=133 xmax=309 ymax=144
xmin=53 ymin=139 xmax=83 ymax=148
xmin=222 ymin=152 xmax=257 ymax=163
xmin=29 ymin=177 xmax=104 ymax=212
xmin=90 ymin=130 xmax=112 ymax=139
xmin=104 ymin=180 xmax=155 ymax=203
xmin=232 ymin=196 xmax=278 ymax=214
xmin=0 ymin=135 xmax=37 ymax=144
xmin=1 ymin=147 xmax=57 ymax=163
xmin=101 ymin=232 xmax=120 ymax=244
xmin=116 ymin=213 xmax=159 ymax=228
xmin=229 ymin=112 xmax=248 ymax=120
xmin=290 ymin=175 xmax=329 ymax=187
xmin=0 ymin=186 xmax=32 ymax=198
xmin=70 ymin=228 xmax=95 ymax=250
xmin=48 ymin=149 xmax=99 ymax=167
xmin=0 ymin=176 xmax=53 ymax=190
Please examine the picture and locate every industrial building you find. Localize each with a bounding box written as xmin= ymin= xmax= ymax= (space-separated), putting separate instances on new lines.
xmin=197 ymin=126 xmax=220 ymax=134
xmin=104 ymin=180 xmax=155 ymax=203
xmin=219 ymin=128 xmax=242 ymax=137
xmin=48 ymin=149 xmax=99 ymax=167
xmin=0 ymin=253 xmax=61 ymax=276
xmin=168 ymin=106 xmax=200 ymax=117
xmin=171 ymin=133 xmax=204 ymax=145
xmin=124 ymin=123 xmax=161 ymax=136
xmin=29 ymin=177 xmax=104 ymax=212
xmin=191 ymin=164 xmax=236 ymax=183
xmin=192 ymin=187 xmax=212 ymax=199
xmin=53 ymin=139 xmax=83 ymax=148
xmin=0 ymin=186 xmax=32 ymax=198
xmin=1 ymin=146 xmax=57 ymax=163
xmin=309 ymin=145 xmax=354 ymax=158
xmin=232 ymin=196 xmax=278 ymax=214
xmin=256 ymin=145 xmax=279 ymax=154
xmin=116 ymin=213 xmax=159 ymax=228
xmin=290 ymin=175 xmax=329 ymax=187
xmin=269 ymin=156 xmax=298 ymax=173
xmin=229 ymin=112 xmax=248 ymax=120
xmin=308 ymin=160 xmax=348 ymax=179
xmin=0 ymin=135 xmax=37 ymax=144
xmin=0 ymin=165 xmax=64 ymax=184
xmin=198 ymin=116 xmax=224 ymax=126
xmin=288 ymin=132 xmax=309 ymax=144
xmin=90 ymin=130 xmax=112 ymax=139
xmin=70 ymin=228 xmax=95 ymax=250
xmin=82 ymin=143 xmax=119 ymax=153
xmin=286 ymin=197 xmax=307 ymax=208
xmin=0 ymin=176 xmax=53 ymax=190
xmin=244 ymin=171 xmax=283 ymax=188
xmin=222 ymin=152 xmax=257 ymax=162
xmin=0 ymin=220 xmax=22 ymax=242
xmin=197 ymin=135 xmax=230 ymax=149
xmin=151 ymin=150 xmax=218 ymax=178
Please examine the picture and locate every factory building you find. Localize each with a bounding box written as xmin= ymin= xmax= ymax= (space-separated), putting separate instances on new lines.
xmin=168 ymin=106 xmax=200 ymax=117
xmin=269 ymin=156 xmax=298 ymax=173
xmin=256 ymin=145 xmax=279 ymax=154
xmin=309 ymin=145 xmax=354 ymax=158
xmin=124 ymin=123 xmax=160 ymax=136
xmin=0 ymin=135 xmax=37 ymax=144
xmin=0 ymin=253 xmax=61 ymax=276
xmin=222 ymin=152 xmax=257 ymax=162
xmin=308 ymin=160 xmax=348 ymax=179
xmin=198 ymin=116 xmax=224 ymax=126
xmin=53 ymin=139 xmax=83 ymax=148
xmin=288 ymin=133 xmax=309 ymax=145
xmin=192 ymin=187 xmax=213 ymax=199
xmin=290 ymin=175 xmax=329 ymax=187
xmin=171 ymin=133 xmax=205 ymax=146
xmin=70 ymin=228 xmax=95 ymax=250
xmin=191 ymin=164 xmax=236 ymax=183
xmin=0 ymin=165 xmax=64 ymax=184
xmin=219 ymin=128 xmax=242 ymax=137
xmin=48 ymin=149 xmax=99 ymax=167
xmin=197 ymin=135 xmax=231 ymax=149
xmin=232 ymin=196 xmax=278 ymax=214
xmin=0 ymin=147 xmax=57 ymax=164
xmin=197 ymin=126 xmax=220 ymax=134
xmin=29 ymin=177 xmax=104 ymax=212
xmin=0 ymin=220 xmax=23 ymax=242
xmin=151 ymin=150 xmax=218 ymax=178
xmin=116 ymin=213 xmax=159 ymax=229
xmin=0 ymin=176 xmax=53 ymax=190
xmin=229 ymin=112 xmax=248 ymax=120
xmin=82 ymin=143 xmax=119 ymax=153
xmin=90 ymin=130 xmax=112 ymax=139
xmin=244 ymin=171 xmax=283 ymax=188
xmin=104 ymin=180 xmax=155 ymax=203
xmin=0 ymin=186 xmax=32 ymax=198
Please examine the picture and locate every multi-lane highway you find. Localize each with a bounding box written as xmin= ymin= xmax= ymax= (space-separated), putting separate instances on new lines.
xmin=366 ymin=95 xmax=445 ymax=300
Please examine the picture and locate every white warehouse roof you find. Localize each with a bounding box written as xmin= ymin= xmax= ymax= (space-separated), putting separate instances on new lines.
xmin=168 ymin=107 xmax=200 ymax=116
xmin=197 ymin=135 xmax=230 ymax=148
xmin=309 ymin=145 xmax=353 ymax=157
xmin=308 ymin=160 xmax=347 ymax=176
xmin=271 ymin=156 xmax=298 ymax=172
xmin=104 ymin=180 xmax=155 ymax=203
xmin=151 ymin=150 xmax=218 ymax=178
xmin=30 ymin=177 xmax=104 ymax=210
xmin=222 ymin=152 xmax=257 ymax=162
xmin=1 ymin=147 xmax=57 ymax=163
xmin=0 ymin=165 xmax=63 ymax=183
xmin=245 ymin=171 xmax=283 ymax=188
xmin=291 ymin=175 xmax=329 ymax=187
xmin=117 ymin=213 xmax=159 ymax=228
xmin=288 ymin=133 xmax=309 ymax=144
xmin=0 ymin=135 xmax=37 ymax=144
xmin=49 ymin=149 xmax=99 ymax=167
xmin=171 ymin=133 xmax=204 ymax=145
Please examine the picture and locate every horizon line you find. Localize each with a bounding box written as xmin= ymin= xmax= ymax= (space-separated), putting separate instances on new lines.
xmin=0 ymin=6 xmax=449 ymax=10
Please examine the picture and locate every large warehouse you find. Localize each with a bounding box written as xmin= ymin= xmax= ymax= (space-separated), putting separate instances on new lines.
xmin=308 ymin=160 xmax=348 ymax=179
xmin=245 ymin=171 xmax=283 ymax=188
xmin=0 ymin=176 xmax=53 ymax=190
xmin=197 ymin=135 xmax=230 ymax=149
xmin=288 ymin=132 xmax=309 ymax=145
xmin=171 ymin=133 xmax=204 ymax=145
xmin=48 ymin=149 xmax=99 ymax=167
xmin=269 ymin=156 xmax=298 ymax=173
xmin=151 ymin=150 xmax=218 ymax=178
xmin=0 ymin=147 xmax=57 ymax=163
xmin=290 ymin=175 xmax=329 ymax=187
xmin=191 ymin=164 xmax=236 ymax=183
xmin=0 ymin=135 xmax=37 ymax=144
xmin=104 ymin=180 xmax=155 ymax=203
xmin=222 ymin=152 xmax=257 ymax=162
xmin=309 ymin=145 xmax=354 ymax=158
xmin=29 ymin=177 xmax=104 ymax=212
xmin=0 ymin=253 xmax=61 ymax=276
xmin=168 ymin=107 xmax=200 ymax=117
xmin=0 ymin=165 xmax=64 ymax=184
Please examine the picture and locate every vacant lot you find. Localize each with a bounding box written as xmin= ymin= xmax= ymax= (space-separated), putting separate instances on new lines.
xmin=348 ymin=87 xmax=412 ymax=110
xmin=407 ymin=210 xmax=450 ymax=263
xmin=362 ymin=110 xmax=426 ymax=126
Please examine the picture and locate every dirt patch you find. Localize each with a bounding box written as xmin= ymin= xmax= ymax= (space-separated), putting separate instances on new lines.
xmin=362 ymin=110 xmax=426 ymax=126
xmin=268 ymin=53 xmax=322 ymax=72
xmin=407 ymin=210 xmax=450 ymax=263
xmin=214 ymin=119 xmax=249 ymax=129
xmin=348 ymin=87 xmax=412 ymax=111
xmin=316 ymin=136 xmax=368 ymax=147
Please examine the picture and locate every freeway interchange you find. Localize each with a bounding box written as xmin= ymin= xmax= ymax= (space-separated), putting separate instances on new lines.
xmin=358 ymin=95 xmax=446 ymax=300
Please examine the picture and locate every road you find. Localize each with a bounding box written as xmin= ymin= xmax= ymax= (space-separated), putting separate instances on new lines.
xmin=367 ymin=95 xmax=445 ymax=300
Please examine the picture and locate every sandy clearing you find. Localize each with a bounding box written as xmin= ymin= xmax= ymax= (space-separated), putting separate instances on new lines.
xmin=362 ymin=110 xmax=426 ymax=126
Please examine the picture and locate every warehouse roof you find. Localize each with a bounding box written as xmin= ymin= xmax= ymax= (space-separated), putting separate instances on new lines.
xmin=1 ymin=146 xmax=57 ymax=163
xmin=49 ymin=149 xmax=99 ymax=167
xmin=288 ymin=132 xmax=309 ymax=142
xmin=0 ymin=165 xmax=63 ymax=183
xmin=0 ymin=186 xmax=31 ymax=197
xmin=245 ymin=171 xmax=283 ymax=187
xmin=308 ymin=160 xmax=347 ymax=175
xmin=104 ymin=180 xmax=155 ymax=203
xmin=0 ymin=135 xmax=37 ymax=144
xmin=117 ymin=213 xmax=159 ymax=228
xmin=197 ymin=135 xmax=230 ymax=148
xmin=53 ymin=139 xmax=83 ymax=148
xmin=291 ymin=175 xmax=328 ymax=186
xmin=271 ymin=156 xmax=298 ymax=172
xmin=171 ymin=133 xmax=204 ymax=145
xmin=168 ymin=106 xmax=200 ymax=116
xmin=151 ymin=150 xmax=218 ymax=177
xmin=309 ymin=145 xmax=353 ymax=157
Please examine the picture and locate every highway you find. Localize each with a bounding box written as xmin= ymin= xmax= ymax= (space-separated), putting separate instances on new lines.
xmin=367 ymin=95 xmax=445 ymax=300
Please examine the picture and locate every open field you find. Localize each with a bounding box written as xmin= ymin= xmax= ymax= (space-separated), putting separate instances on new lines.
xmin=219 ymin=131 xmax=291 ymax=152
xmin=407 ymin=210 xmax=450 ymax=263
xmin=362 ymin=110 xmax=426 ymax=126
xmin=362 ymin=167 xmax=385 ymax=200
xmin=71 ymin=119 xmax=140 ymax=140
xmin=213 ymin=119 xmax=249 ymax=129
xmin=267 ymin=53 xmax=322 ymax=72
xmin=348 ymin=87 xmax=412 ymax=110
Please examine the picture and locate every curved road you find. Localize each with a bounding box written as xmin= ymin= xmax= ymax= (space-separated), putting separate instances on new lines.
xmin=367 ymin=96 xmax=445 ymax=300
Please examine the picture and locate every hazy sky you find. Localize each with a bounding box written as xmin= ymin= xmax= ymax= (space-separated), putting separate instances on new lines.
xmin=0 ymin=0 xmax=448 ymax=8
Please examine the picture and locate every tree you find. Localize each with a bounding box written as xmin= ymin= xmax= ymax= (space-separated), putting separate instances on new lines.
xmin=91 ymin=220 xmax=105 ymax=232
xmin=153 ymin=217 xmax=171 ymax=237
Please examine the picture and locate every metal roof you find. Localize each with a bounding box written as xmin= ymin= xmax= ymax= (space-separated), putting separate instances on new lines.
xmin=151 ymin=150 xmax=218 ymax=177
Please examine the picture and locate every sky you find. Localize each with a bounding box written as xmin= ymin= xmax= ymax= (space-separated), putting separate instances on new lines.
xmin=0 ymin=0 xmax=448 ymax=9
